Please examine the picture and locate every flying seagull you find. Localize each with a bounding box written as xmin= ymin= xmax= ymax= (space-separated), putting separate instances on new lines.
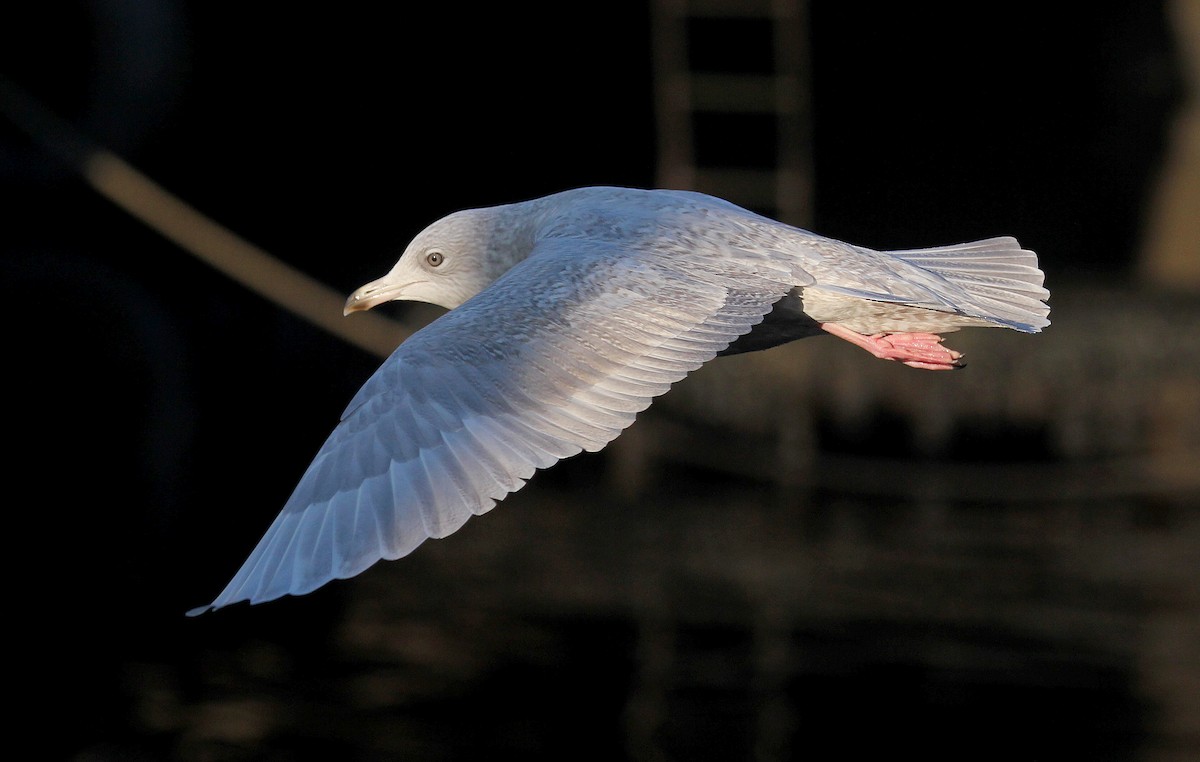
xmin=189 ymin=186 xmax=1049 ymax=614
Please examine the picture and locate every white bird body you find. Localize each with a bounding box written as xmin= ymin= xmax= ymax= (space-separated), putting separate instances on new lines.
xmin=190 ymin=187 xmax=1049 ymax=614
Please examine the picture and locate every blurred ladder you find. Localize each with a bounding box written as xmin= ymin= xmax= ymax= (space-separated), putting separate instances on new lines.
xmin=651 ymin=0 xmax=813 ymax=226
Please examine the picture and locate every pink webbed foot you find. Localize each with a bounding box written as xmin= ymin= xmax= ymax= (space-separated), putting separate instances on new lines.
xmin=820 ymin=323 xmax=964 ymax=370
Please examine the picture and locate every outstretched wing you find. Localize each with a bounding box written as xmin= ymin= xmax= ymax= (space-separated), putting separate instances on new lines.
xmin=190 ymin=238 xmax=800 ymax=613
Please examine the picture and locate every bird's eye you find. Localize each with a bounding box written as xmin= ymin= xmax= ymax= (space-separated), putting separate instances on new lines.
xmin=426 ymin=250 xmax=444 ymax=267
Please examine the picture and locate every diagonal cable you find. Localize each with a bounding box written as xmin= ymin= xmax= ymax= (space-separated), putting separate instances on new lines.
xmin=1 ymin=77 xmax=407 ymax=360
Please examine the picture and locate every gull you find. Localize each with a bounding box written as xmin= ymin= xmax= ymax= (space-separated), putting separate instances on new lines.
xmin=189 ymin=186 xmax=1049 ymax=614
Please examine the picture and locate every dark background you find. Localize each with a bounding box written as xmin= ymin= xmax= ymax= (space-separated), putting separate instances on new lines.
xmin=1 ymin=2 xmax=1193 ymax=760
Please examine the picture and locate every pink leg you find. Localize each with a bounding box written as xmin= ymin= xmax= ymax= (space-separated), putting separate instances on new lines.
xmin=820 ymin=323 xmax=964 ymax=370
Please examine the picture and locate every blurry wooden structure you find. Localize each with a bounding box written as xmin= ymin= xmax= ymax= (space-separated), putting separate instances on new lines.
xmin=619 ymin=3 xmax=1200 ymax=756
xmin=651 ymin=0 xmax=812 ymax=226
xmin=1140 ymin=0 xmax=1200 ymax=292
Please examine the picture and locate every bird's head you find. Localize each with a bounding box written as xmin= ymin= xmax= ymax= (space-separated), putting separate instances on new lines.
xmin=345 ymin=206 xmax=525 ymax=314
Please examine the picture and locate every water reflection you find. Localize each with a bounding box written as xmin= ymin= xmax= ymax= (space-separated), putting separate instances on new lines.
xmin=165 ymin=453 xmax=1193 ymax=760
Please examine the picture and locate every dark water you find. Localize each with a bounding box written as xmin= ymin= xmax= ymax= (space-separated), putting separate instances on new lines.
xmin=48 ymin=441 xmax=1193 ymax=761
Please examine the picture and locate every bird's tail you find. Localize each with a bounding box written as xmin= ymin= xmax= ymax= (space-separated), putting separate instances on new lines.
xmin=887 ymin=236 xmax=1050 ymax=332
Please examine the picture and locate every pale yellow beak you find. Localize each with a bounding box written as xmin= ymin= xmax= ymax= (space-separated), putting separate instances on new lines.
xmin=344 ymin=277 xmax=410 ymax=315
